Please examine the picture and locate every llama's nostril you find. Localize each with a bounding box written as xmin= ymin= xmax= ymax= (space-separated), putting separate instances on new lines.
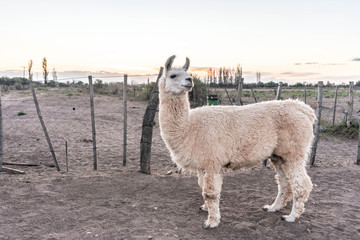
xmin=186 ymin=77 xmax=192 ymax=82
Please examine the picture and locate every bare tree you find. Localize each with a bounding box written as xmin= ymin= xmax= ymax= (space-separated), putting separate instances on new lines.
xmin=42 ymin=57 xmax=49 ymax=85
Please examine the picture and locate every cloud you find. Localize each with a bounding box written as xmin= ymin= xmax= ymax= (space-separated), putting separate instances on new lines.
xmin=294 ymin=62 xmax=319 ymax=65
xmin=190 ymin=66 xmax=214 ymax=72
xmin=295 ymin=62 xmax=346 ymax=66
xmin=280 ymin=71 xmax=320 ymax=77
xmin=323 ymin=63 xmax=345 ymax=66
xmin=352 ymin=58 xmax=360 ymax=61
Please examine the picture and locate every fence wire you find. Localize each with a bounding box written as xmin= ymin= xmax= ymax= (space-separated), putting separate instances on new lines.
xmin=0 ymin=75 xmax=155 ymax=173
xmin=1 ymin=79 xmax=359 ymax=173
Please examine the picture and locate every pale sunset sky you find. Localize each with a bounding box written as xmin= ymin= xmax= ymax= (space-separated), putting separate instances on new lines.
xmin=0 ymin=0 xmax=359 ymax=84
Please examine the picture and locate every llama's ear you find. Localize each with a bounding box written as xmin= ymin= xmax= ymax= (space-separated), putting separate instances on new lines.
xmin=165 ymin=55 xmax=176 ymax=72
xmin=183 ymin=57 xmax=190 ymax=71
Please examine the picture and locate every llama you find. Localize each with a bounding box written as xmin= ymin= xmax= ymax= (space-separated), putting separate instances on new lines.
xmin=158 ymin=55 xmax=315 ymax=228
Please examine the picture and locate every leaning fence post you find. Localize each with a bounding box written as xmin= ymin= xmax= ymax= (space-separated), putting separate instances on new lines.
xmin=276 ymin=82 xmax=282 ymax=100
xmin=88 ymin=75 xmax=97 ymax=170
xmin=123 ymin=74 xmax=128 ymax=166
xmin=29 ymin=60 xmax=60 ymax=171
xmin=224 ymin=88 xmax=233 ymax=105
xmin=310 ymin=81 xmax=323 ymax=166
xmin=0 ymin=86 xmax=3 ymax=171
xmin=140 ymin=67 xmax=163 ymax=174
xmin=347 ymin=81 xmax=354 ymax=127
xmin=332 ymin=85 xmax=339 ymax=125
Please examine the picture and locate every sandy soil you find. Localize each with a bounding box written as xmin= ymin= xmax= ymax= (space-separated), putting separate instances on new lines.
xmin=0 ymin=89 xmax=359 ymax=240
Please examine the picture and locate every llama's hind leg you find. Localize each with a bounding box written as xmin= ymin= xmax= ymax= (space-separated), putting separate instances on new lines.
xmin=197 ymin=169 xmax=208 ymax=211
xmin=281 ymin=164 xmax=312 ymax=222
xmin=202 ymin=171 xmax=223 ymax=228
xmin=262 ymin=158 xmax=292 ymax=212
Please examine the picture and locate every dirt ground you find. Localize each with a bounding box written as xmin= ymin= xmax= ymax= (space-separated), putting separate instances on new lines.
xmin=0 ymin=89 xmax=359 ymax=240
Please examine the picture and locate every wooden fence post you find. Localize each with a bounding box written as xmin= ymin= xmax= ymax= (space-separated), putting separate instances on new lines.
xmin=65 ymin=140 xmax=68 ymax=173
xmin=332 ymin=86 xmax=339 ymax=125
xmin=123 ymin=74 xmax=128 ymax=166
xmin=224 ymin=88 xmax=233 ymax=105
xmin=0 ymin=86 xmax=3 ymax=171
xmin=235 ymin=77 xmax=244 ymax=106
xmin=304 ymin=83 xmax=307 ymax=104
xmin=276 ymin=82 xmax=282 ymax=100
xmin=88 ymin=75 xmax=97 ymax=170
xmin=357 ymin=126 xmax=360 ymax=165
xmin=30 ymin=73 xmax=60 ymax=171
xmin=347 ymin=81 xmax=354 ymax=127
xmin=251 ymin=88 xmax=257 ymax=103
xmin=140 ymin=67 xmax=163 ymax=174
xmin=310 ymin=81 xmax=323 ymax=166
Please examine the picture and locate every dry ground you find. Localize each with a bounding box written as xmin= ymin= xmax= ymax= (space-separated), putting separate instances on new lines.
xmin=0 ymin=89 xmax=359 ymax=240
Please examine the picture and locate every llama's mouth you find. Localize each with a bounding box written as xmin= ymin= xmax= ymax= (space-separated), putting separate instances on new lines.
xmin=181 ymin=85 xmax=193 ymax=89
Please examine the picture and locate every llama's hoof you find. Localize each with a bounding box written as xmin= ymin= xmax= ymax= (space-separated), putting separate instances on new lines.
xmin=281 ymin=215 xmax=295 ymax=222
xmin=262 ymin=205 xmax=277 ymax=212
xmin=202 ymin=220 xmax=219 ymax=229
xmin=199 ymin=204 xmax=208 ymax=211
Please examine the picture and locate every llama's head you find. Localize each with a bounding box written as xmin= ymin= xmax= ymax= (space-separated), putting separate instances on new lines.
xmin=160 ymin=55 xmax=193 ymax=95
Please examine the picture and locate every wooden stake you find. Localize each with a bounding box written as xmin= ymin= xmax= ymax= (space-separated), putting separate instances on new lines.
xmin=2 ymin=162 xmax=39 ymax=167
xmin=65 ymin=140 xmax=68 ymax=173
xmin=88 ymin=76 xmax=97 ymax=170
xmin=2 ymin=166 xmax=25 ymax=174
xmin=0 ymin=86 xmax=2 ymax=172
xmin=250 ymin=88 xmax=257 ymax=103
xmin=276 ymin=82 xmax=282 ymax=100
xmin=235 ymin=77 xmax=244 ymax=106
xmin=123 ymin=74 xmax=128 ymax=166
xmin=140 ymin=68 xmax=163 ymax=174
xmin=310 ymin=81 xmax=323 ymax=166
xmin=30 ymin=72 xmax=60 ymax=171
xmin=355 ymin=125 xmax=360 ymax=165
xmin=347 ymin=82 xmax=354 ymax=127
xmin=224 ymin=88 xmax=233 ymax=105
xmin=332 ymin=86 xmax=339 ymax=125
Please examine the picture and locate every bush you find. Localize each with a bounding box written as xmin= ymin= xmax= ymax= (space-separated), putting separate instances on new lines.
xmin=321 ymin=120 xmax=358 ymax=139
xmin=48 ymin=80 xmax=57 ymax=87
xmin=189 ymin=76 xmax=207 ymax=106
xmin=93 ymin=79 xmax=108 ymax=94
xmin=14 ymin=82 xmax=23 ymax=90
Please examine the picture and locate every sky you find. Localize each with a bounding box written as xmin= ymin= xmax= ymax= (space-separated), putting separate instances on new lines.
xmin=0 ymin=0 xmax=359 ymax=84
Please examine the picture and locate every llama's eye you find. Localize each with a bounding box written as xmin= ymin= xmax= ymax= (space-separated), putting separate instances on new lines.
xmin=170 ymin=74 xmax=177 ymax=79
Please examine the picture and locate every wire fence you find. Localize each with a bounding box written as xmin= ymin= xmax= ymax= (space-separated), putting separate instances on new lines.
xmin=1 ymin=77 xmax=359 ymax=174
xmin=0 ymin=75 xmax=162 ymax=174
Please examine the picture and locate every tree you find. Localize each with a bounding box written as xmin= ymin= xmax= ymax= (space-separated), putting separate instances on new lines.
xmin=42 ymin=57 xmax=49 ymax=85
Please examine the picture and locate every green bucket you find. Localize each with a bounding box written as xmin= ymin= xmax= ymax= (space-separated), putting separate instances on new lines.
xmin=207 ymin=94 xmax=219 ymax=106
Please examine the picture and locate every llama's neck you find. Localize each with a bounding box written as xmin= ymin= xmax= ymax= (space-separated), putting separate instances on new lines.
xmin=159 ymin=91 xmax=191 ymax=142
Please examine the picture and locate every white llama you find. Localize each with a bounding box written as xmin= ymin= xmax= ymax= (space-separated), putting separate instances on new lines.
xmin=158 ymin=55 xmax=314 ymax=228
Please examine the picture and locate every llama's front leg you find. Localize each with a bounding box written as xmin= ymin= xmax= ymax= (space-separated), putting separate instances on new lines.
xmin=202 ymin=171 xmax=223 ymax=229
xmin=197 ymin=169 xmax=208 ymax=211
